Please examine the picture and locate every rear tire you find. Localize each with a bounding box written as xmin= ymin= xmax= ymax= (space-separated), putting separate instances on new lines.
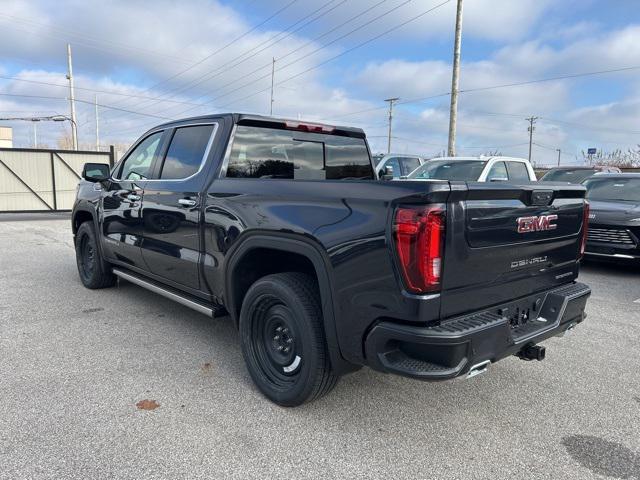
xmin=75 ymin=222 xmax=116 ymax=289
xmin=239 ymin=272 xmax=339 ymax=406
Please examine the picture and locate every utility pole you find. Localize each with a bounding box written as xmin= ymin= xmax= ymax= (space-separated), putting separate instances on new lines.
xmin=95 ymin=94 xmax=100 ymax=151
xmin=385 ymin=97 xmax=399 ymax=154
xmin=556 ymin=148 xmax=561 ymax=167
xmin=526 ymin=116 xmax=538 ymax=163
xmin=66 ymin=43 xmax=78 ymax=150
xmin=447 ymin=0 xmax=464 ymax=157
xmin=269 ymin=57 xmax=275 ymax=116
xmin=31 ymin=119 xmax=39 ymax=147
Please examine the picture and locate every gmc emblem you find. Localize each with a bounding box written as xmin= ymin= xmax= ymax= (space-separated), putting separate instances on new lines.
xmin=517 ymin=214 xmax=558 ymax=233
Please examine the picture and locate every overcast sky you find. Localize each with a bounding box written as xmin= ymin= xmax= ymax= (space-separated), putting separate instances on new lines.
xmin=0 ymin=0 xmax=639 ymax=163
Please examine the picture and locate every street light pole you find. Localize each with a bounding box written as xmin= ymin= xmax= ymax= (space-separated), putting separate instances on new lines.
xmin=447 ymin=0 xmax=464 ymax=157
xmin=556 ymin=148 xmax=561 ymax=167
xmin=269 ymin=58 xmax=275 ymax=116
xmin=95 ymin=94 xmax=100 ymax=151
xmin=66 ymin=43 xmax=78 ymax=150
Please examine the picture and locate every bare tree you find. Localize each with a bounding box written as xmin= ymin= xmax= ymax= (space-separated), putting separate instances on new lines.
xmin=582 ymin=146 xmax=640 ymax=168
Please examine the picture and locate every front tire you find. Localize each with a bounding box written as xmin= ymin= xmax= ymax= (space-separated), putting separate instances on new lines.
xmin=75 ymin=222 xmax=116 ymax=289
xmin=239 ymin=272 xmax=339 ymax=406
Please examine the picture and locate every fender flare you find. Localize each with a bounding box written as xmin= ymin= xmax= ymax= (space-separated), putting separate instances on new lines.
xmin=72 ymin=204 xmax=106 ymax=258
xmin=223 ymin=231 xmax=358 ymax=374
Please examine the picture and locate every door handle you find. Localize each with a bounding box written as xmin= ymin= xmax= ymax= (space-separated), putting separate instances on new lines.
xmin=178 ymin=198 xmax=197 ymax=207
xmin=126 ymin=194 xmax=141 ymax=201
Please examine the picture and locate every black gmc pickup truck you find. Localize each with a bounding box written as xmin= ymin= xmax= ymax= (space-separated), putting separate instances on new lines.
xmin=72 ymin=113 xmax=591 ymax=406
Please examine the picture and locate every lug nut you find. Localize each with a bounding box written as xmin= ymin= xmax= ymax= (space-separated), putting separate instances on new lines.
xmin=273 ymin=335 xmax=280 ymax=341
xmin=283 ymin=347 xmax=290 ymax=353
xmin=276 ymin=346 xmax=284 ymax=351
xmin=286 ymin=338 xmax=293 ymax=344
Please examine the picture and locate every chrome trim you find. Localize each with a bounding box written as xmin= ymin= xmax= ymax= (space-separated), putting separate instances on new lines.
xmin=218 ymin=124 xmax=237 ymax=178
xmin=113 ymin=269 xmax=213 ymax=317
xmin=467 ymin=360 xmax=491 ymax=379
xmin=144 ymin=122 xmax=219 ymax=183
xmin=112 ymin=122 xmax=219 ymax=183
xmin=584 ymin=251 xmax=639 ymax=259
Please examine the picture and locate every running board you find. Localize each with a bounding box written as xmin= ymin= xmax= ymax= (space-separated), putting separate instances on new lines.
xmin=112 ymin=268 xmax=213 ymax=317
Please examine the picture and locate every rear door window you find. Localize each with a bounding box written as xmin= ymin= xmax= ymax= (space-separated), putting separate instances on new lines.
xmin=486 ymin=161 xmax=508 ymax=181
xmin=506 ymin=161 xmax=530 ymax=181
xmin=399 ymin=157 xmax=420 ymax=176
xmin=159 ymin=125 xmax=215 ymax=180
xmin=226 ymin=125 xmax=373 ymax=180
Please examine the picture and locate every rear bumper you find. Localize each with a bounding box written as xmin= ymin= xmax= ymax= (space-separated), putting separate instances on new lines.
xmin=364 ymin=282 xmax=590 ymax=380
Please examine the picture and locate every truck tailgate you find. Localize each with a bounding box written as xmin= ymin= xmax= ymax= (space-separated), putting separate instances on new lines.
xmin=440 ymin=182 xmax=587 ymax=318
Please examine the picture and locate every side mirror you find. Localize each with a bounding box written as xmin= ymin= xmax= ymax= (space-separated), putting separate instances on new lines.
xmin=82 ymin=163 xmax=110 ymax=183
xmin=381 ymin=165 xmax=394 ymax=181
xmin=489 ymin=176 xmax=509 ymax=182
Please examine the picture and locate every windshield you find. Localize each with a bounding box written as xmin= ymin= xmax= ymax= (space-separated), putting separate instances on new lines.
xmin=408 ymin=160 xmax=486 ymax=181
xmin=541 ymin=169 xmax=597 ymax=183
xmin=584 ymin=177 xmax=640 ymax=202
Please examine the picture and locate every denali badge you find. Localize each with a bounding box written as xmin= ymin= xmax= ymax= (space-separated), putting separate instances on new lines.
xmin=511 ymin=256 xmax=548 ymax=269
xmin=516 ymin=214 xmax=558 ymax=233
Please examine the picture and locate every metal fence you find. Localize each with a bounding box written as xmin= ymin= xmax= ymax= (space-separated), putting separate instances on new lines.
xmin=0 ymin=146 xmax=115 ymax=212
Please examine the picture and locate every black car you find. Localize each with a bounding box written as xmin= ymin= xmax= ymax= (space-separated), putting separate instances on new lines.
xmin=583 ymin=173 xmax=640 ymax=262
xmin=540 ymin=166 xmax=621 ymax=183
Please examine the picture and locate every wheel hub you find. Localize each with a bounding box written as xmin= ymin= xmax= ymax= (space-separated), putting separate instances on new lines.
xmin=263 ymin=306 xmax=300 ymax=375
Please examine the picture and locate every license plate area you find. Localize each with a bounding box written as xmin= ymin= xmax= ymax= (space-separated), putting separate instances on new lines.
xmin=495 ymin=292 xmax=566 ymax=343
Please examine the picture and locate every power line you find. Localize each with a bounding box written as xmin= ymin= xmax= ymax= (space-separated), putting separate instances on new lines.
xmin=0 ymin=13 xmax=200 ymax=65
xmin=0 ymin=75 xmax=208 ymax=107
xmin=153 ymin=0 xmax=402 ymax=118
xmin=0 ymin=92 xmax=173 ymax=120
xmin=99 ymin=0 xmax=306 ymax=123
xmin=208 ymin=0 xmax=425 ymax=104
xmin=139 ymin=0 xmax=346 ymax=110
xmin=121 ymin=0 xmax=301 ymax=103
xmin=190 ymin=0 xmax=452 ymax=115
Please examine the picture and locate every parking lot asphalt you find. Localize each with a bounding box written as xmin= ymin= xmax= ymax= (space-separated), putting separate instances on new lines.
xmin=1 ymin=216 xmax=639 ymax=480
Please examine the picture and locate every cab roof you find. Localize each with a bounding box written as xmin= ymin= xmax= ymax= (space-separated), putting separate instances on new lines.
xmin=152 ymin=113 xmax=366 ymax=138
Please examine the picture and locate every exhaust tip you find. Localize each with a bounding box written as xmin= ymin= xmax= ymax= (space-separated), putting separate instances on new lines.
xmin=517 ymin=344 xmax=546 ymax=361
xmin=467 ymin=360 xmax=491 ymax=379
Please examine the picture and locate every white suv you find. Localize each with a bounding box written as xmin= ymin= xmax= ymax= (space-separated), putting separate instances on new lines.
xmin=404 ymin=156 xmax=537 ymax=182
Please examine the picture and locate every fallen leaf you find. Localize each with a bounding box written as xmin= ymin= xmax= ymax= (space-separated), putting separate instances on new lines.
xmin=136 ymin=399 xmax=160 ymax=410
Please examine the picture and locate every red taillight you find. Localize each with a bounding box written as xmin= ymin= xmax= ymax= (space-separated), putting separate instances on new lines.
xmin=393 ymin=205 xmax=445 ymax=293
xmin=580 ymin=201 xmax=590 ymax=258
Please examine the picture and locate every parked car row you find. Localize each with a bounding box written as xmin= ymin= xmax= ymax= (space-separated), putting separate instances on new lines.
xmin=373 ymin=152 xmax=636 ymax=264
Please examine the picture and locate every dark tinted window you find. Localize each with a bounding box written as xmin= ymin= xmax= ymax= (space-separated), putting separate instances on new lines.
xmin=409 ymin=160 xmax=485 ymax=181
xmin=118 ymin=131 xmax=163 ymax=180
xmin=226 ymin=125 xmax=373 ymax=180
xmin=584 ymin=177 xmax=640 ymax=202
xmin=541 ymin=169 xmax=597 ymax=183
xmin=160 ymin=125 xmax=214 ymax=179
xmin=506 ymin=161 xmax=530 ymax=181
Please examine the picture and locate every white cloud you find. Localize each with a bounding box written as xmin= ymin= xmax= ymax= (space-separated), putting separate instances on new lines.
xmin=0 ymin=0 xmax=638 ymax=164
